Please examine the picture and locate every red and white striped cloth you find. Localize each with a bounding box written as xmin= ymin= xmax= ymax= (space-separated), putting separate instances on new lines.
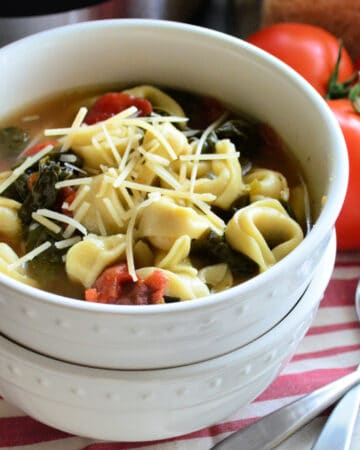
xmin=0 ymin=251 xmax=360 ymax=450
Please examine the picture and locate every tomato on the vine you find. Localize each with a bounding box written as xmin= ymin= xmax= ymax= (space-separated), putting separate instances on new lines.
xmin=356 ymin=55 xmax=360 ymax=71
xmin=328 ymin=98 xmax=360 ymax=250
xmin=247 ymin=22 xmax=355 ymax=97
xmin=247 ymin=22 xmax=360 ymax=250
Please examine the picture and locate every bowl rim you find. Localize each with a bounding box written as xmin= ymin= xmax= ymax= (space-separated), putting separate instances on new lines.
xmin=0 ymin=18 xmax=348 ymax=314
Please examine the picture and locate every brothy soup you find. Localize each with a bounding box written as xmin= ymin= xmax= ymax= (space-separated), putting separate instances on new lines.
xmin=0 ymin=84 xmax=311 ymax=304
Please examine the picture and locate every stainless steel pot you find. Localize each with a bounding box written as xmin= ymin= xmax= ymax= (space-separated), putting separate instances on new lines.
xmin=0 ymin=0 xmax=207 ymax=47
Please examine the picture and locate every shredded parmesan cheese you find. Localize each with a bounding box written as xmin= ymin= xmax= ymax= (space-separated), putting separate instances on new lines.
xmin=121 ymin=180 xmax=216 ymax=202
xmin=8 ymin=241 xmax=52 ymax=270
xmin=189 ymin=112 xmax=228 ymax=193
xmin=68 ymin=185 xmax=91 ymax=211
xmin=180 ymin=152 xmax=239 ymax=161
xmin=32 ymin=213 xmax=62 ymax=234
xmin=35 ymin=208 xmax=88 ymax=236
xmin=101 ymin=123 xmax=122 ymax=166
xmin=44 ymin=106 xmax=138 ymax=137
xmin=0 ymin=144 xmax=55 ymax=194
xmin=119 ymin=119 xmax=177 ymax=160
xmin=55 ymin=236 xmax=82 ymax=249
xmin=125 ymin=192 xmax=161 ymax=280
xmin=55 ymin=177 xmax=93 ymax=189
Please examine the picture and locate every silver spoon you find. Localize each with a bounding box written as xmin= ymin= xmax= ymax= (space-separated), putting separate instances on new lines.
xmin=311 ymin=279 xmax=360 ymax=450
xmin=211 ymin=281 xmax=360 ymax=450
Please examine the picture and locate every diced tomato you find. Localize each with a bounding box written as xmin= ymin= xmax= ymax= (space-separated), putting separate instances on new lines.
xmin=22 ymin=140 xmax=59 ymax=157
xmin=144 ymin=270 xmax=167 ymax=304
xmin=84 ymin=92 xmax=153 ymax=125
xmin=56 ymin=186 xmax=77 ymax=216
xmin=85 ymin=263 xmax=168 ymax=305
xmin=85 ymin=288 xmax=98 ymax=302
xmin=92 ymin=264 xmax=134 ymax=304
xmin=27 ymin=172 xmax=39 ymax=190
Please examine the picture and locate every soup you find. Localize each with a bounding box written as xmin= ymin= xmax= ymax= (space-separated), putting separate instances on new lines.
xmin=0 ymin=84 xmax=311 ymax=304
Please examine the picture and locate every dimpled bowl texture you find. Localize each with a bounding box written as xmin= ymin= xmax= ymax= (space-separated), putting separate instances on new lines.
xmin=0 ymin=232 xmax=336 ymax=441
xmin=0 ymin=19 xmax=348 ymax=369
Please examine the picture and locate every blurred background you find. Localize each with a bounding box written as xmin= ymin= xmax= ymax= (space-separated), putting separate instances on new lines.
xmin=1 ymin=0 xmax=358 ymax=63
xmin=0 ymin=0 xmax=263 ymax=47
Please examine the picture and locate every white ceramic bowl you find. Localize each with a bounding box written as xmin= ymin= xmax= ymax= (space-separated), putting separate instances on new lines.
xmin=0 ymin=20 xmax=347 ymax=369
xmin=0 ymin=232 xmax=336 ymax=441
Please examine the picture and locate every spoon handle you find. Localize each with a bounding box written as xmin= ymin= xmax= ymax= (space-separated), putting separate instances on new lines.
xmin=311 ymin=382 xmax=360 ymax=450
xmin=211 ymin=369 xmax=360 ymax=450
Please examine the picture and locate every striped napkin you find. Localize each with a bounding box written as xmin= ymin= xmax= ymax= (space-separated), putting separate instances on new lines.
xmin=0 ymin=250 xmax=360 ymax=450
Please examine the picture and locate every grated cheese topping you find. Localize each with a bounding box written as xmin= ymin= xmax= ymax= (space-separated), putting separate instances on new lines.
xmin=8 ymin=241 xmax=52 ymax=270
xmin=0 ymin=144 xmax=55 ymax=194
xmin=32 ymin=213 xmax=62 ymax=234
xmin=35 ymin=208 xmax=88 ymax=237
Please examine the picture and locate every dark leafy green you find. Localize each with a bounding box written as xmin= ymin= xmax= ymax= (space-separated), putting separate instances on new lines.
xmin=204 ymin=119 xmax=262 ymax=156
xmin=3 ymin=150 xmax=83 ymax=224
xmin=25 ymin=224 xmax=64 ymax=280
xmin=190 ymin=231 xmax=259 ymax=277
xmin=164 ymin=295 xmax=181 ymax=303
xmin=0 ymin=127 xmax=30 ymax=157
xmin=211 ymin=193 xmax=250 ymax=223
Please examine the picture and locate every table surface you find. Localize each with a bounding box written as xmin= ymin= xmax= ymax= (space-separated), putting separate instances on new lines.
xmin=1 ymin=1 xmax=360 ymax=449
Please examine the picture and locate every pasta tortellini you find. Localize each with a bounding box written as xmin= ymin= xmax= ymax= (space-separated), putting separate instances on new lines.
xmin=194 ymin=139 xmax=246 ymax=209
xmin=244 ymin=168 xmax=289 ymax=203
xmin=0 ymin=197 xmax=22 ymax=242
xmin=123 ymin=85 xmax=186 ymax=120
xmin=225 ymin=198 xmax=304 ymax=272
xmin=154 ymin=235 xmax=197 ymax=277
xmin=71 ymin=171 xmax=128 ymax=236
xmin=63 ymin=117 xmax=143 ymax=170
xmin=0 ymin=243 xmax=38 ymax=287
xmin=138 ymin=197 xmax=211 ymax=251
xmin=137 ymin=267 xmax=210 ymax=300
xmin=66 ymin=234 xmax=126 ymax=287
xmin=198 ymin=263 xmax=233 ymax=292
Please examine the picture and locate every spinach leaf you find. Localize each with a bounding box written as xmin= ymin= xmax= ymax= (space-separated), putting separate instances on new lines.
xmin=164 ymin=295 xmax=181 ymax=303
xmin=16 ymin=151 xmax=83 ymax=224
xmin=211 ymin=193 xmax=250 ymax=223
xmin=215 ymin=119 xmax=262 ymax=157
xmin=0 ymin=127 xmax=30 ymax=157
xmin=190 ymin=231 xmax=259 ymax=277
xmin=25 ymin=224 xmax=64 ymax=280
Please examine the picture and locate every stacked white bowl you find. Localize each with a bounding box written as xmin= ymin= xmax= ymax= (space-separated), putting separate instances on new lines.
xmin=0 ymin=20 xmax=347 ymax=440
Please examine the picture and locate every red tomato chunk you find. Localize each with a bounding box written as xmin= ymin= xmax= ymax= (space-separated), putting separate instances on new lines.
xmin=85 ymin=264 xmax=167 ymax=305
xmin=84 ymin=93 xmax=153 ymax=124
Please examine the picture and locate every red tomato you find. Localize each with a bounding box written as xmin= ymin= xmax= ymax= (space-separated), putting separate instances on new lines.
xmin=85 ymin=263 xmax=167 ymax=305
xmin=57 ymin=186 xmax=77 ymax=216
xmin=247 ymin=23 xmax=355 ymax=97
xmin=328 ymin=99 xmax=360 ymax=250
xmin=84 ymin=92 xmax=153 ymax=125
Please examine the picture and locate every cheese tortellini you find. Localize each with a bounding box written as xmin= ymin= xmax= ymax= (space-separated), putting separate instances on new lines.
xmin=225 ymin=198 xmax=304 ymax=272
xmin=0 ymin=197 xmax=22 ymax=242
xmin=137 ymin=267 xmax=210 ymax=300
xmin=0 ymin=243 xmax=38 ymax=287
xmin=66 ymin=234 xmax=126 ymax=287
xmin=244 ymin=168 xmax=289 ymax=203
xmin=194 ymin=139 xmax=246 ymax=209
xmin=137 ymin=197 xmax=213 ymax=251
